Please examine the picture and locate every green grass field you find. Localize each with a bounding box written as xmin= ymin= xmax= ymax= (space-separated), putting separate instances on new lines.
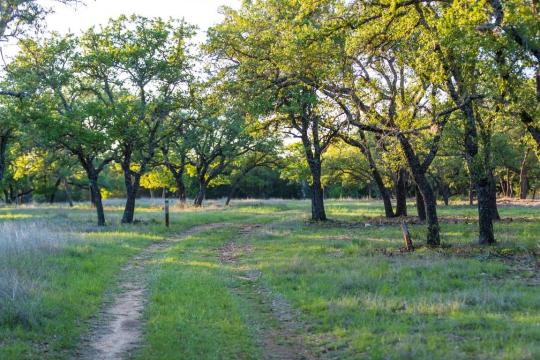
xmin=0 ymin=199 xmax=539 ymax=359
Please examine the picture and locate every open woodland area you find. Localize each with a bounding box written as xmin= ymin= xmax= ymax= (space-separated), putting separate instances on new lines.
xmin=0 ymin=200 xmax=539 ymax=359
xmin=0 ymin=0 xmax=539 ymax=359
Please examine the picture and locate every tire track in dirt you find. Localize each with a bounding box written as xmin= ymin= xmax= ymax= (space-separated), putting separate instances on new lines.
xmin=219 ymin=224 xmax=319 ymax=360
xmin=76 ymin=223 xmax=229 ymax=360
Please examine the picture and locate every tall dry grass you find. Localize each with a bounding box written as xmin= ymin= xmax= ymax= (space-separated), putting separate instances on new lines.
xmin=0 ymin=221 xmax=78 ymax=328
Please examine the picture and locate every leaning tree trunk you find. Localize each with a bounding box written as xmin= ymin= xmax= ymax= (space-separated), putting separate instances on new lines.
xmin=359 ymin=134 xmax=394 ymax=218
xmin=371 ymin=165 xmax=394 ymax=219
xmin=343 ymin=132 xmax=394 ymax=217
xmin=49 ymin=177 xmax=62 ymax=204
xmin=395 ymin=168 xmax=408 ymax=217
xmin=398 ymin=135 xmax=439 ymax=246
xmin=225 ymin=181 xmax=240 ymax=207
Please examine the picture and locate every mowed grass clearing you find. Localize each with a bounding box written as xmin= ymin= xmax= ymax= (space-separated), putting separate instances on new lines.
xmin=0 ymin=199 xmax=539 ymax=359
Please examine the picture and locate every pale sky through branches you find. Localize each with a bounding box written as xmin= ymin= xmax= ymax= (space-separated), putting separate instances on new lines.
xmin=45 ymin=0 xmax=240 ymax=39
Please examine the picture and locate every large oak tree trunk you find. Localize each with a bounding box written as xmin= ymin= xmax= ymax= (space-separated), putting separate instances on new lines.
xmin=477 ymin=179 xmax=495 ymax=245
xmin=299 ymin=121 xmax=327 ymax=222
xmin=121 ymin=170 xmax=141 ymax=224
xmin=166 ymin=162 xmax=187 ymax=206
xmin=395 ymin=168 xmax=408 ymax=217
xmin=177 ymin=179 xmax=187 ymax=204
xmin=86 ymin=173 xmax=105 ymax=227
xmin=309 ymin=162 xmax=327 ymax=221
xmin=193 ymin=180 xmax=207 ymax=207
xmin=89 ymin=184 xmax=97 ymax=208
xmin=462 ymin=104 xmax=496 ymax=245
xmin=415 ymin=178 xmax=439 ymax=246
xmin=371 ymin=164 xmax=394 ymax=218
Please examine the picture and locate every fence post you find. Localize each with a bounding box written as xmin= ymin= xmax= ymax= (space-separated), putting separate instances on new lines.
xmin=401 ymin=221 xmax=414 ymax=252
xmin=165 ymin=199 xmax=170 ymax=228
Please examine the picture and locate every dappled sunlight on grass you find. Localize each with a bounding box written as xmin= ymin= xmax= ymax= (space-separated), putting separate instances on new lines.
xmin=232 ymin=208 xmax=540 ymax=359
xmin=0 ymin=213 xmax=34 ymax=220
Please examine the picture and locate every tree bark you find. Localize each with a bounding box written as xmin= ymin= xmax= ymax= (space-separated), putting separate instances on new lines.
xmin=121 ymin=171 xmax=141 ymax=224
xmin=461 ymin=102 xmax=496 ymax=244
xmin=308 ymin=160 xmax=327 ymax=221
xmin=297 ymin=110 xmax=328 ymax=222
xmin=520 ymin=111 xmax=540 ymax=154
xmin=78 ymin=154 xmax=109 ymax=226
xmin=225 ymin=182 xmax=240 ymax=206
xmin=488 ymin=171 xmax=501 ymax=220
xmin=519 ymin=149 xmax=530 ymax=199
xmin=86 ymin=173 xmax=105 ymax=227
xmin=371 ymin=165 xmax=394 ymax=218
xmin=395 ymin=168 xmax=408 ymax=217
xmin=477 ymin=178 xmax=495 ymax=245
xmin=64 ymin=179 xmax=74 ymax=207
xmin=0 ymin=133 xmax=8 ymax=183
xmin=176 ymin=178 xmax=187 ymax=204
xmin=49 ymin=177 xmax=62 ymax=204
xmin=193 ymin=180 xmax=207 ymax=207
xmin=469 ymin=176 xmax=475 ymax=206
xmin=440 ymin=182 xmax=450 ymax=206
xmin=343 ymin=132 xmax=394 ymax=218
xmin=89 ymin=184 xmax=97 ymax=208
xmin=398 ymin=134 xmax=439 ymax=246
xmin=171 ymin=168 xmax=186 ymax=205
xmin=91 ymin=179 xmax=105 ymax=227
xmin=415 ymin=186 xmax=426 ymax=221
